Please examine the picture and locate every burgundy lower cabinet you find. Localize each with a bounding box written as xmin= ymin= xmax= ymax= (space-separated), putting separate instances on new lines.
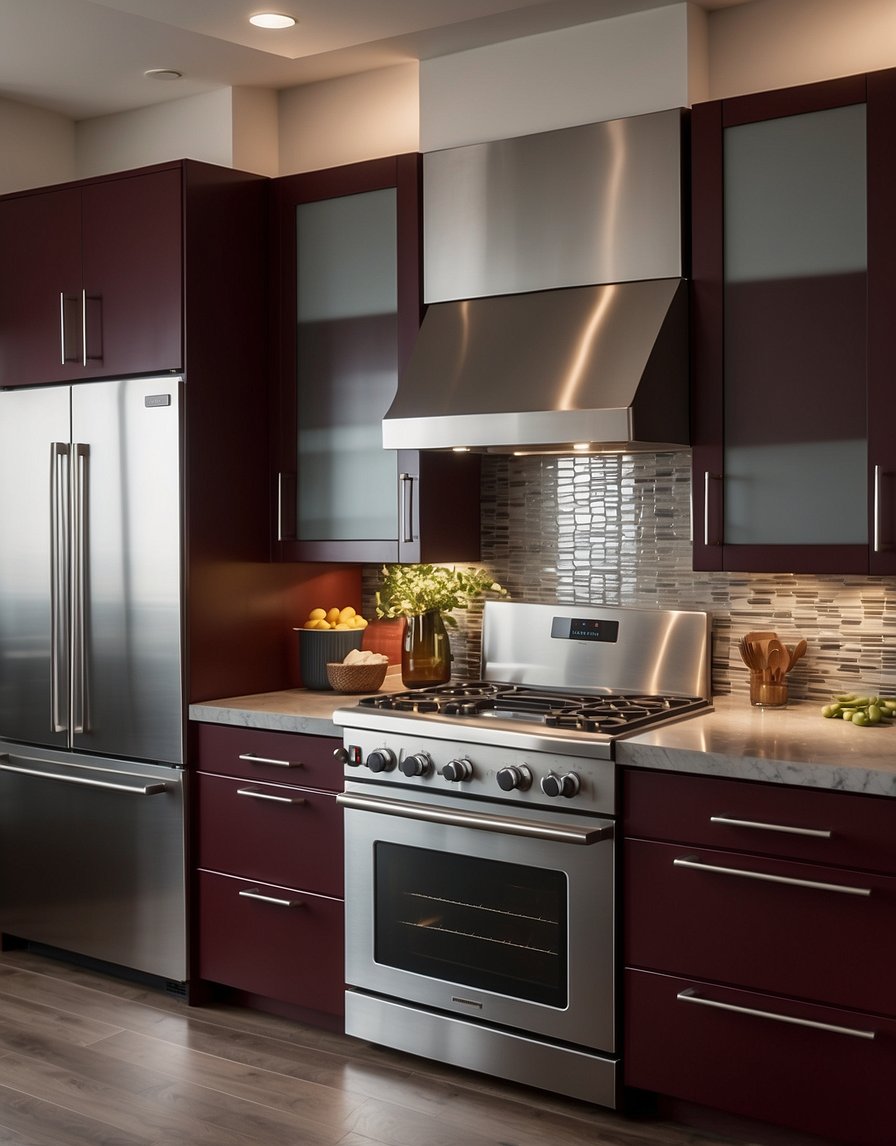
xmin=623 ymin=767 xmax=896 ymax=1146
xmin=193 ymin=722 xmax=345 ymax=1022
xmin=625 ymin=969 xmax=896 ymax=1146
xmin=197 ymin=871 xmax=343 ymax=1015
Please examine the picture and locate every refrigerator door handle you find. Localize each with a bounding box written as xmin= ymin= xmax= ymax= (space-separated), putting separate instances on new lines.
xmin=72 ymin=443 xmax=90 ymax=734
xmin=49 ymin=442 xmax=70 ymax=733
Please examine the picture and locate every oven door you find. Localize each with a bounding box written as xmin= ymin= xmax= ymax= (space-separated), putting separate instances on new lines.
xmin=339 ymin=782 xmax=616 ymax=1053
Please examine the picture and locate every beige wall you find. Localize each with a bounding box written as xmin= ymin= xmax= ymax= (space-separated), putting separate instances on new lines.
xmin=277 ymin=64 xmax=419 ymax=174
xmin=708 ymin=0 xmax=896 ymax=100
xmin=7 ymin=1 xmax=896 ymax=188
xmin=420 ymin=5 xmax=699 ymax=151
xmin=0 ymin=99 xmax=75 ymax=193
xmin=75 ymin=89 xmax=237 ymax=178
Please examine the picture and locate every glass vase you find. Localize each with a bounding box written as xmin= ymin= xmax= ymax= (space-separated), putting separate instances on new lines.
xmin=402 ymin=609 xmax=451 ymax=688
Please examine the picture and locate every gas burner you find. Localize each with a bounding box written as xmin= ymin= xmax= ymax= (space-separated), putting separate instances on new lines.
xmin=358 ymin=682 xmax=708 ymax=736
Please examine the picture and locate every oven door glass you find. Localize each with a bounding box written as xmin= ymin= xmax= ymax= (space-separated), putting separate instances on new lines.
xmin=374 ymin=843 xmax=567 ymax=1007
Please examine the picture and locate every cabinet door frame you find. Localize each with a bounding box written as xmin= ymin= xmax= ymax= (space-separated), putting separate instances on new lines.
xmin=691 ymin=71 xmax=896 ymax=574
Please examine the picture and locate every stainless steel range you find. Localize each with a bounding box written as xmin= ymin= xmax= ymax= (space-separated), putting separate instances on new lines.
xmin=334 ymin=600 xmax=711 ymax=1108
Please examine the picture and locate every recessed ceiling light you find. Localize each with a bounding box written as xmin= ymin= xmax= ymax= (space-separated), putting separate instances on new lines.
xmin=249 ymin=12 xmax=296 ymax=29
xmin=144 ymin=69 xmax=183 ymax=81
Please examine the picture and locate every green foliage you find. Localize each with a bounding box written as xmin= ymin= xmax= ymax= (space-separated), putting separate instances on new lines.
xmin=374 ymin=564 xmax=508 ymax=628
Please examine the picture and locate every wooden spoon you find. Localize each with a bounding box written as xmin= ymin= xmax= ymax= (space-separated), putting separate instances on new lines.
xmin=788 ymin=638 xmax=808 ymax=669
xmin=767 ymin=646 xmax=784 ymax=682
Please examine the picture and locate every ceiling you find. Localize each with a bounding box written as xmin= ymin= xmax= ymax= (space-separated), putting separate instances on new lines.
xmin=0 ymin=0 xmax=751 ymax=122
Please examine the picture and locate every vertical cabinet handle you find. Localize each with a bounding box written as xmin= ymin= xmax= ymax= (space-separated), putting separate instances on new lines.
xmin=59 ymin=292 xmax=67 ymax=366
xmin=399 ymin=472 xmax=415 ymax=544
xmin=703 ymin=471 xmax=723 ymax=546
xmin=71 ymin=444 xmax=90 ymax=734
xmin=81 ymin=288 xmax=88 ymax=366
xmin=873 ymin=464 xmax=892 ymax=553
xmin=59 ymin=292 xmax=81 ymax=365
xmin=49 ymin=443 xmax=70 ymax=733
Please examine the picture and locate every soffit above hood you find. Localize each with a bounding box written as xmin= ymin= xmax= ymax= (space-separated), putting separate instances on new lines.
xmin=382 ymin=277 xmax=689 ymax=454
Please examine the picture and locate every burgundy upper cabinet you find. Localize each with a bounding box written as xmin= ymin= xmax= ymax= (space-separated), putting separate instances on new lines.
xmin=271 ymin=154 xmax=480 ymax=564
xmin=691 ymin=69 xmax=896 ymax=575
xmin=0 ymin=165 xmax=183 ymax=387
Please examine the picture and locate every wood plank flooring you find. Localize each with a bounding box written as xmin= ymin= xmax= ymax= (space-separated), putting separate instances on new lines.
xmin=0 ymin=947 xmax=742 ymax=1146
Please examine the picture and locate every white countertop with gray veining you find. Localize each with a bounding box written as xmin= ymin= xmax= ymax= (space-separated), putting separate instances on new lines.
xmin=189 ymin=670 xmax=406 ymax=738
xmin=618 ymin=694 xmax=896 ymax=798
xmin=190 ymin=686 xmax=896 ymax=798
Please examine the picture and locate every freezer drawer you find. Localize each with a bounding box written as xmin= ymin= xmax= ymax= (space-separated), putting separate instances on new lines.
xmin=0 ymin=743 xmax=186 ymax=982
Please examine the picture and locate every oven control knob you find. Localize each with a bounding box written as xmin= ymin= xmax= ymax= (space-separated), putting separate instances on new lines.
xmin=400 ymin=752 xmax=432 ymax=777
xmin=366 ymin=748 xmax=396 ymax=773
xmin=441 ymin=757 xmax=473 ymax=783
xmin=496 ymin=765 xmax=532 ymax=792
xmin=541 ymin=771 xmax=580 ymax=799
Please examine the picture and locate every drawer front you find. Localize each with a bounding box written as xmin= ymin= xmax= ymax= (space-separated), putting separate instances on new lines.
xmin=197 ymin=870 xmax=344 ymax=1016
xmin=195 ymin=723 xmax=343 ymax=790
xmin=624 ymin=767 xmax=896 ymax=872
xmin=196 ymin=773 xmax=342 ymax=897
xmin=625 ymin=838 xmax=896 ymax=1016
xmin=625 ymin=968 xmax=895 ymax=1146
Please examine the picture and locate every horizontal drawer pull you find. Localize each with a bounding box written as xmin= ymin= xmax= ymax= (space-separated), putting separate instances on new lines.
xmin=236 ymin=786 xmax=306 ymax=805
xmin=673 ymin=855 xmax=871 ymax=897
xmin=238 ymin=752 xmax=301 ymax=768
xmin=677 ymin=988 xmax=876 ymax=1040
xmin=0 ymin=759 xmax=168 ymax=796
xmin=710 ymin=815 xmax=832 ymax=839
xmin=238 ymin=888 xmax=305 ymax=908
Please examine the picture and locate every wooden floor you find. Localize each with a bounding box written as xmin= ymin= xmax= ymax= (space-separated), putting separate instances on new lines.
xmin=0 ymin=947 xmax=743 ymax=1146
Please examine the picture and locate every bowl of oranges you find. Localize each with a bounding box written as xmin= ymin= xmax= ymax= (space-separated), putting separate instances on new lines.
xmin=295 ymin=605 xmax=368 ymax=689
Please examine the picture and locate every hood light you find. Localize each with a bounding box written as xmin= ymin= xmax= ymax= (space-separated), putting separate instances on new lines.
xmin=144 ymin=69 xmax=182 ymax=81
xmin=249 ymin=12 xmax=297 ymax=28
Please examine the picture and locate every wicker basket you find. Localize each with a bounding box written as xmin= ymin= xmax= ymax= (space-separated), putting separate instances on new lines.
xmin=326 ymin=660 xmax=388 ymax=694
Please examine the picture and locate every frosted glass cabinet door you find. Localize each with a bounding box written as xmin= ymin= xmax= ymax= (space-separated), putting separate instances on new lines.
xmin=295 ymin=188 xmax=399 ymax=543
xmin=270 ymin=153 xmax=482 ymax=566
xmin=691 ymin=70 xmax=896 ymax=575
xmin=722 ymin=104 xmax=867 ymax=547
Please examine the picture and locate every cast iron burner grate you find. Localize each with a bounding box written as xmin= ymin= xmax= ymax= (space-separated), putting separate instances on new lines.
xmin=357 ymin=683 xmax=708 ymax=735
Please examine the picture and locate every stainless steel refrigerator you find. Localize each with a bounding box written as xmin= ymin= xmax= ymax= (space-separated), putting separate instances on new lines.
xmin=0 ymin=376 xmax=187 ymax=981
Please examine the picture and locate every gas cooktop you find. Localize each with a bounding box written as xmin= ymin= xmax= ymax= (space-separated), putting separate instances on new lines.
xmin=357 ymin=682 xmax=709 ymax=737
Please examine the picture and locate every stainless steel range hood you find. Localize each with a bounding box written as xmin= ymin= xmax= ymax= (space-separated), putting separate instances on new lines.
xmin=383 ymin=277 xmax=688 ymax=453
xmin=383 ymin=110 xmax=689 ymax=455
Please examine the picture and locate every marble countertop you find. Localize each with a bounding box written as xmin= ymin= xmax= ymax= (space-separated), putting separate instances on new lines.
xmin=618 ymin=695 xmax=896 ymax=798
xmin=189 ymin=686 xmax=896 ymax=799
xmin=189 ymin=670 xmax=406 ymax=738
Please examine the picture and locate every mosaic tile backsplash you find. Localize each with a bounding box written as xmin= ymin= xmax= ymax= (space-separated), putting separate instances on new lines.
xmin=364 ymin=452 xmax=896 ymax=701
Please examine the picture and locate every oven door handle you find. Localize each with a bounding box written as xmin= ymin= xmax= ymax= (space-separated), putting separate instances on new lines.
xmin=336 ymin=791 xmax=614 ymax=844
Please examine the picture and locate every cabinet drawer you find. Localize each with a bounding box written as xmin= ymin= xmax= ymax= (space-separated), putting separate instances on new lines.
xmin=624 ymin=768 xmax=896 ymax=872
xmin=197 ymin=870 xmax=344 ymax=1016
xmin=196 ymin=773 xmax=342 ymax=897
xmin=625 ymin=968 xmax=895 ymax=1146
xmin=195 ymin=723 xmax=342 ymax=790
xmin=625 ymin=838 xmax=896 ymax=1016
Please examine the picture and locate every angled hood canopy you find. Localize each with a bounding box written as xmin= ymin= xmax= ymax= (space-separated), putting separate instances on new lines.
xmin=382 ymin=277 xmax=689 ymax=454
